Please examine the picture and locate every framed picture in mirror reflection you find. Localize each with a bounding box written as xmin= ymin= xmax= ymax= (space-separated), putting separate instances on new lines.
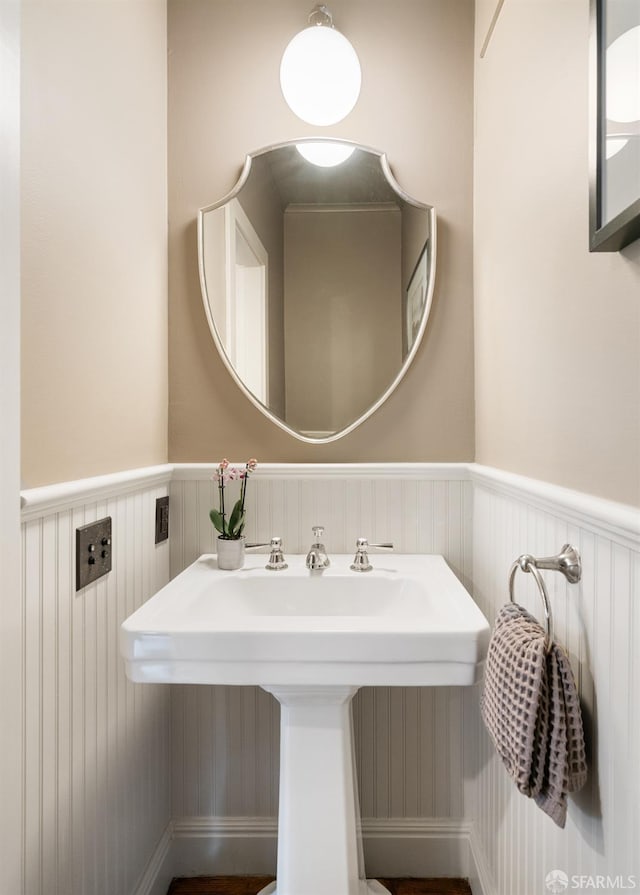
xmin=406 ymin=243 xmax=429 ymax=352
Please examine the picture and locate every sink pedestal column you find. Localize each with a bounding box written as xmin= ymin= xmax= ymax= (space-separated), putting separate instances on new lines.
xmin=258 ymin=685 xmax=390 ymax=895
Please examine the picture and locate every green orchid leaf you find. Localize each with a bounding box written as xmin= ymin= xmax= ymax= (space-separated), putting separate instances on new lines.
xmin=209 ymin=508 xmax=226 ymax=535
xmin=228 ymin=500 xmax=245 ymax=537
xmin=230 ymin=514 xmax=245 ymax=538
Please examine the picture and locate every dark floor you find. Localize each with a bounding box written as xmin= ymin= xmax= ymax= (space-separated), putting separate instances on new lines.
xmin=167 ymin=877 xmax=472 ymax=895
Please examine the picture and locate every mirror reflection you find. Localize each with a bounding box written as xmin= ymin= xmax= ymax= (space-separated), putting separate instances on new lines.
xmin=198 ymin=140 xmax=435 ymax=442
xmin=603 ymin=4 xmax=640 ymax=226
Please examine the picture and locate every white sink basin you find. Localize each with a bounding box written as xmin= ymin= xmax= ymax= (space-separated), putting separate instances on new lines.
xmin=120 ymin=554 xmax=490 ymax=687
xmin=121 ymin=552 xmax=489 ymax=895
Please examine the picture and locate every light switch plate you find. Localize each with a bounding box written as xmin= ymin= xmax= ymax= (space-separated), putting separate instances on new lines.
xmin=155 ymin=496 xmax=169 ymax=544
xmin=76 ymin=517 xmax=112 ymax=591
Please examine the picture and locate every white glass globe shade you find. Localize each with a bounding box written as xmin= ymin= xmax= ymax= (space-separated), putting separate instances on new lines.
xmin=296 ymin=141 xmax=356 ymax=167
xmin=280 ymin=25 xmax=361 ymax=126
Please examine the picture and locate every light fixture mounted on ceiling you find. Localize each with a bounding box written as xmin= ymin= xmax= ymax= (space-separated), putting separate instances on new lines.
xmin=280 ymin=4 xmax=362 ymax=127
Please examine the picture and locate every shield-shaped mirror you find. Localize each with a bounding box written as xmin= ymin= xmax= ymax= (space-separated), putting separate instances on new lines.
xmin=198 ymin=139 xmax=436 ymax=443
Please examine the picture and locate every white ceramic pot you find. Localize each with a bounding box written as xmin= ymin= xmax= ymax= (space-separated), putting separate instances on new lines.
xmin=216 ymin=535 xmax=245 ymax=570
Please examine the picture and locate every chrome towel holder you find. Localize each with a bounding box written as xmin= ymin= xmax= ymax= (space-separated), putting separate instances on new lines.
xmin=508 ymin=544 xmax=582 ymax=651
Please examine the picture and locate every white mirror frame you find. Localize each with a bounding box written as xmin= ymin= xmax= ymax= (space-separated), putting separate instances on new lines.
xmin=197 ymin=138 xmax=437 ymax=444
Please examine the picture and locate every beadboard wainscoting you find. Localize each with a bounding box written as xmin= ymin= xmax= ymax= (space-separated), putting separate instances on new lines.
xmin=168 ymin=464 xmax=473 ymax=582
xmin=17 ymin=462 xmax=640 ymax=895
xmin=20 ymin=466 xmax=174 ymax=895
xmin=466 ymin=466 xmax=640 ymax=895
xmin=167 ymin=464 xmax=476 ymax=879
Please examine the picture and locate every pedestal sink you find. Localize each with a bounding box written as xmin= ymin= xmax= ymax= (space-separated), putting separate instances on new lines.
xmin=121 ymin=554 xmax=489 ymax=895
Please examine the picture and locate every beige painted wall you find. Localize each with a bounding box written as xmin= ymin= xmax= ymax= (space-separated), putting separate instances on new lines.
xmin=168 ymin=0 xmax=475 ymax=463
xmin=21 ymin=0 xmax=168 ymax=488
xmin=474 ymin=0 xmax=640 ymax=506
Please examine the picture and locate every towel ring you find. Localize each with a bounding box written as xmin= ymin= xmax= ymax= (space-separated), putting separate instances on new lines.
xmin=508 ymin=544 xmax=581 ymax=652
xmin=509 ymin=556 xmax=554 ymax=651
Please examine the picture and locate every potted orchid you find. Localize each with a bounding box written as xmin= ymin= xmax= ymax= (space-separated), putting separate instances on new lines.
xmin=210 ymin=458 xmax=257 ymax=569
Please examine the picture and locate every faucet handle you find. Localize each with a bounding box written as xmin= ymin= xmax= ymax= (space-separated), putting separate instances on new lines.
xmin=265 ymin=536 xmax=288 ymax=571
xmin=351 ymin=538 xmax=394 ymax=572
xmin=357 ymin=537 xmax=393 ymax=550
xmin=312 ymin=525 xmax=325 ymax=541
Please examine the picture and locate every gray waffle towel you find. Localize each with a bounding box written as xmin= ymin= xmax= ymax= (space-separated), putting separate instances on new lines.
xmin=480 ymin=603 xmax=587 ymax=828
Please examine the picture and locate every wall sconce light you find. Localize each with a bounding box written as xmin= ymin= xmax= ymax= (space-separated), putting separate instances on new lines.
xmin=280 ymin=4 xmax=361 ymax=126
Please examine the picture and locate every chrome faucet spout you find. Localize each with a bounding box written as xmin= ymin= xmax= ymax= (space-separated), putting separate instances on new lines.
xmin=306 ymin=526 xmax=330 ymax=571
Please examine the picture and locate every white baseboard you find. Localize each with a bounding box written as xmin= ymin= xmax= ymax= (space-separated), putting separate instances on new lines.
xmin=170 ymin=817 xmax=278 ymax=879
xmin=132 ymin=822 xmax=175 ymax=895
xmin=468 ymin=823 xmax=497 ymax=895
xmin=361 ymin=818 xmax=473 ymax=880
xmin=141 ymin=817 xmax=494 ymax=895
